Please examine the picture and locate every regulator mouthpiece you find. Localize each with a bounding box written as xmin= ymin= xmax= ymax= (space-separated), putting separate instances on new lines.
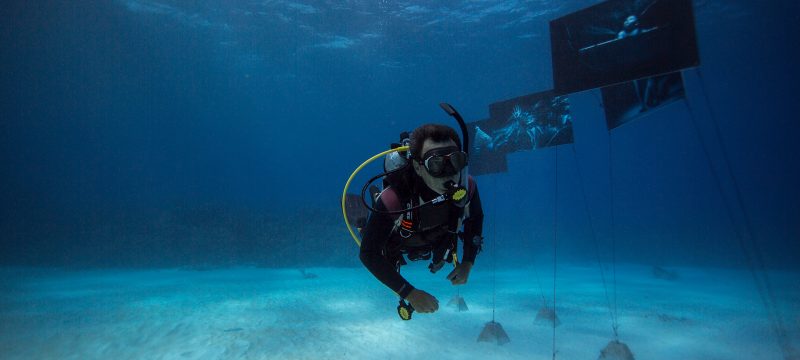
xmin=445 ymin=181 xmax=468 ymax=203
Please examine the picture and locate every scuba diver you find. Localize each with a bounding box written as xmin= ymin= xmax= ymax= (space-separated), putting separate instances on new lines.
xmin=359 ymin=123 xmax=484 ymax=317
xmin=341 ymin=104 xmax=483 ymax=320
xmin=617 ymin=15 xmax=641 ymax=39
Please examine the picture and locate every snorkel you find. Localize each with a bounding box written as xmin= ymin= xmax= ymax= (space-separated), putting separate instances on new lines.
xmin=438 ymin=103 xmax=470 ymax=208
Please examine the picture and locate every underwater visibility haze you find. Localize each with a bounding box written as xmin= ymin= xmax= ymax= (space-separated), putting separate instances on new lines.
xmin=1 ymin=0 xmax=799 ymax=359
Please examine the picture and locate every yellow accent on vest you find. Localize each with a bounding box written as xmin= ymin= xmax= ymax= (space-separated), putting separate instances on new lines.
xmin=452 ymin=188 xmax=467 ymax=201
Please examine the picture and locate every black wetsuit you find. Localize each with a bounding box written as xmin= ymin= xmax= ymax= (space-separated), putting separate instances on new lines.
xmin=359 ymin=176 xmax=484 ymax=299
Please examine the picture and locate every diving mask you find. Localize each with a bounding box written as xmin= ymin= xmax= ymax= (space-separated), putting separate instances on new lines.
xmin=420 ymin=146 xmax=468 ymax=178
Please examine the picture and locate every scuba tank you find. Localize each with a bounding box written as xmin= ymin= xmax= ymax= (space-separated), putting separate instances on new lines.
xmin=382 ymin=132 xmax=413 ymax=193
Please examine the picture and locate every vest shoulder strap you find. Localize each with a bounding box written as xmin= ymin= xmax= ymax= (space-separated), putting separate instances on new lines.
xmin=467 ymin=175 xmax=476 ymax=201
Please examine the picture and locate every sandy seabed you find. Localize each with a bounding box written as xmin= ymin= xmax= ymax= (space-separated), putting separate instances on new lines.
xmin=1 ymin=262 xmax=798 ymax=359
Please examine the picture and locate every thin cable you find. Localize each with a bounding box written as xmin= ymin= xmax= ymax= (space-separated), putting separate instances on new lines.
xmin=592 ymin=90 xmax=604 ymax=109
xmin=596 ymin=87 xmax=621 ymax=337
xmin=518 ymin=173 xmax=549 ymax=307
xmin=608 ymin=132 xmax=619 ymax=339
xmin=571 ymin=144 xmax=618 ymax=335
xmin=519 ymin=167 xmax=548 ymax=307
xmin=532 ymin=231 xmax=549 ymax=307
xmin=689 ymin=70 xmax=793 ymax=357
xmin=697 ymin=69 xmax=782 ymax=310
xmin=552 ymin=147 xmax=559 ymax=360
xmin=491 ymin=175 xmax=498 ymax=322
xmin=685 ymin=97 xmax=786 ymax=355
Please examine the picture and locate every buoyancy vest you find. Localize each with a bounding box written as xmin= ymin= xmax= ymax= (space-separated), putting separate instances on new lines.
xmin=377 ymin=176 xmax=476 ymax=266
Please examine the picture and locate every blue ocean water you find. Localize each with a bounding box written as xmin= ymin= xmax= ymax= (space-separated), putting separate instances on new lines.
xmin=1 ymin=1 xmax=798 ymax=359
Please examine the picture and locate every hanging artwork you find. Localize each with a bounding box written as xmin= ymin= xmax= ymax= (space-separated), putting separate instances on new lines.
xmin=550 ymin=0 xmax=699 ymax=94
xmin=487 ymin=90 xmax=574 ymax=151
xmin=602 ymin=71 xmax=686 ymax=130
xmin=468 ymin=90 xmax=573 ymax=175
xmin=468 ymin=118 xmax=510 ymax=176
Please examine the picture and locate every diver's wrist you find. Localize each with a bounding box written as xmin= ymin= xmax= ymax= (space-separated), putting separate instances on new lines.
xmin=398 ymin=283 xmax=415 ymax=299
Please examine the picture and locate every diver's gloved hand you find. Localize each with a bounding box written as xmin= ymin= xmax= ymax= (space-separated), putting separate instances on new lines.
xmin=406 ymin=289 xmax=439 ymax=313
xmin=446 ymin=261 xmax=473 ymax=285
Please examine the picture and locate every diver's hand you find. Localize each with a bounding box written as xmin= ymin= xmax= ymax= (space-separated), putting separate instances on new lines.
xmin=406 ymin=289 xmax=439 ymax=313
xmin=447 ymin=262 xmax=473 ymax=285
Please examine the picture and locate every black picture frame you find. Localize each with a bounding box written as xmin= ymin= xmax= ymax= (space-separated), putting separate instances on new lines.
xmin=550 ymin=0 xmax=699 ymax=94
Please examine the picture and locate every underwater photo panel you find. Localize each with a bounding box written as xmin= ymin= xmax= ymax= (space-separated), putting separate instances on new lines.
xmin=550 ymin=0 xmax=699 ymax=94
xmin=468 ymin=118 xmax=510 ymax=176
xmin=485 ymin=90 xmax=574 ymax=151
xmin=602 ymin=71 xmax=686 ymax=130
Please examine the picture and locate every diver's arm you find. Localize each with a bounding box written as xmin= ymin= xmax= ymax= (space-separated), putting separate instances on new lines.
xmin=461 ymin=186 xmax=484 ymax=264
xmin=359 ymin=200 xmax=415 ymax=299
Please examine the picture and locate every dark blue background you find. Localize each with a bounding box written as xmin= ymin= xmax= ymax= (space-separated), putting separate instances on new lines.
xmin=1 ymin=1 xmax=797 ymax=268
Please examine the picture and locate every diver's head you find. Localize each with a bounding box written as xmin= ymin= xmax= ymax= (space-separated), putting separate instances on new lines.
xmin=624 ymin=15 xmax=639 ymax=30
xmin=410 ymin=124 xmax=467 ymax=194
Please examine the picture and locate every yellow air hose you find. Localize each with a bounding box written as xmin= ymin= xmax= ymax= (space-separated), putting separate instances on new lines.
xmin=341 ymin=146 xmax=410 ymax=247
